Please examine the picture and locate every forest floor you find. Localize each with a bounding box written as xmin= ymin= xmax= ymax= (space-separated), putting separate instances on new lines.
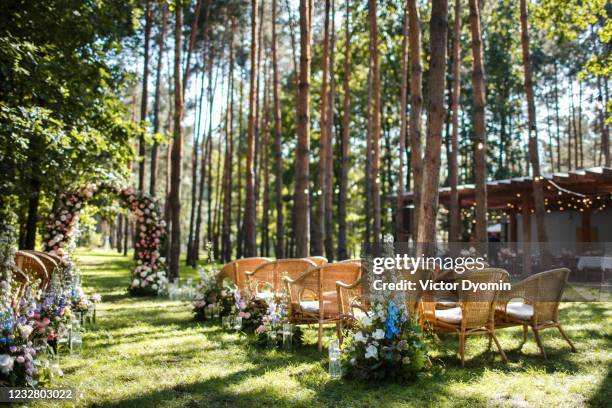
xmin=31 ymin=249 xmax=611 ymax=408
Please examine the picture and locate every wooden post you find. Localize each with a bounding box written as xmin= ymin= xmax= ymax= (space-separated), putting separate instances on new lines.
xmin=522 ymin=192 xmax=532 ymax=276
xmin=509 ymin=211 xmax=518 ymax=242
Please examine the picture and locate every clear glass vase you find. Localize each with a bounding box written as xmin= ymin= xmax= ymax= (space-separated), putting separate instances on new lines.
xmin=282 ymin=323 xmax=293 ymax=350
xmin=328 ymin=340 xmax=342 ymax=379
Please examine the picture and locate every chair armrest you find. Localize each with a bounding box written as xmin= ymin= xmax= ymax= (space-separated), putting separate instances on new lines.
xmin=336 ymin=278 xmax=361 ymax=290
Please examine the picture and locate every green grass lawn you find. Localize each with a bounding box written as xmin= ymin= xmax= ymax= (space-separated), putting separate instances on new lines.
xmin=32 ymin=249 xmax=611 ymax=407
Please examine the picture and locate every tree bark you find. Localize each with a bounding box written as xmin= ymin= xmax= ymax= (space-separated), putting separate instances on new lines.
xmin=324 ymin=0 xmax=336 ymax=261
xmin=448 ymin=0 xmax=461 ymax=242
xmin=169 ymin=5 xmax=184 ymax=281
xmin=313 ymin=0 xmax=331 ymax=256
xmin=396 ymin=1 xmax=409 ymax=244
xmin=150 ymin=4 xmax=168 ymax=197
xmin=598 ymin=76 xmax=610 ymax=167
xmin=468 ymin=0 xmax=487 ymax=244
xmin=272 ymin=0 xmax=285 ymax=258
xmin=519 ymin=0 xmax=549 ymax=261
xmin=221 ymin=19 xmax=236 ymax=263
xmin=417 ymin=0 xmax=448 ymax=249
xmin=369 ymin=0 xmax=382 ymax=255
xmin=553 ymin=62 xmax=561 ymax=171
xmin=139 ymin=0 xmax=152 ymax=193
xmin=244 ymin=0 xmax=259 ymax=257
xmin=337 ymin=0 xmax=351 ymax=261
xmin=293 ymin=0 xmax=311 ymax=257
xmin=407 ymin=0 xmax=423 ymax=242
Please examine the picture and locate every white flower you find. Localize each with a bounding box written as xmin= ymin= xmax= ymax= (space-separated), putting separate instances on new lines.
xmin=402 ymin=356 xmax=411 ymax=365
xmin=353 ymin=331 xmax=367 ymax=343
xmin=365 ymin=344 xmax=378 ymax=360
xmin=359 ymin=314 xmax=373 ymax=327
xmin=377 ymin=309 xmax=386 ymax=322
xmin=18 ymin=325 xmax=33 ymax=339
xmin=372 ymin=329 xmax=385 ymax=340
xmin=132 ymin=279 xmax=140 ymax=287
xmin=0 ymin=354 xmax=14 ymax=375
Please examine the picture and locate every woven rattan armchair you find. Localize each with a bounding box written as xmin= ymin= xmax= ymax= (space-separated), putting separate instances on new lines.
xmin=397 ymin=268 xmax=432 ymax=316
xmin=11 ymin=268 xmax=29 ymax=305
xmin=284 ymin=262 xmax=362 ymax=351
xmin=495 ymin=268 xmax=576 ymax=359
xmin=245 ymin=258 xmax=316 ymax=301
xmin=421 ymin=268 xmax=510 ymax=367
xmin=23 ymin=250 xmax=59 ymax=287
xmin=15 ymin=250 xmax=49 ymax=291
xmin=306 ymin=256 xmax=328 ymax=266
xmin=217 ymin=257 xmax=272 ymax=294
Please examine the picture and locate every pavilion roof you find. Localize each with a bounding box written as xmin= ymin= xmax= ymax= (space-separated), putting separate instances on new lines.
xmin=393 ymin=166 xmax=612 ymax=210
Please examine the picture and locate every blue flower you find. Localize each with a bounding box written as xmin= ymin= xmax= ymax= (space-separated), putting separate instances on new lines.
xmin=385 ymin=301 xmax=400 ymax=339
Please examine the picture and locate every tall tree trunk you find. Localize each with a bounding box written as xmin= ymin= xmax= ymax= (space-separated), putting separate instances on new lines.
xmin=293 ymin=0 xmax=311 ymax=257
xmin=468 ymin=0 xmax=487 ymax=244
xmin=553 ymin=61 xmax=561 ymax=171
xmin=519 ymin=0 xmax=549 ymax=258
xmin=195 ymin=45 xmax=216 ymax=262
xmin=313 ymin=0 xmax=331 ymax=256
xmin=448 ymin=0 xmax=461 ymax=242
xmin=598 ymin=76 xmax=610 ymax=167
xmin=139 ymin=0 xmax=152 ymax=193
xmin=417 ymin=0 xmax=448 ymax=248
xmin=364 ymin=56 xmax=373 ymax=246
xmin=236 ymin=65 xmax=245 ymax=258
xmin=244 ymin=0 xmax=259 ymax=256
xmin=150 ymin=4 xmax=168 ymax=197
xmin=570 ymin=80 xmax=578 ymax=169
xmin=396 ymin=1 xmax=409 ymax=243
xmin=324 ymin=0 xmax=336 ymax=261
xmin=261 ymin=81 xmax=271 ymax=257
xmin=408 ymin=0 xmax=423 ymax=242
xmin=272 ymin=0 xmax=285 ymax=258
xmin=221 ymin=19 xmax=236 ymax=263
xmin=369 ymin=0 xmax=382 ymax=255
xmin=169 ymin=5 xmax=184 ymax=281
xmin=187 ymin=70 xmax=205 ymax=266
xmin=337 ymin=0 xmax=351 ymax=260
xmin=578 ymin=81 xmax=584 ymax=168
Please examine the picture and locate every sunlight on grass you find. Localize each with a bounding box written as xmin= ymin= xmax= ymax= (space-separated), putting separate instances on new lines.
xmin=30 ymin=249 xmax=612 ymax=407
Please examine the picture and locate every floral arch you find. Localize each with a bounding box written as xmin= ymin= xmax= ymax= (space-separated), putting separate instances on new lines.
xmin=42 ymin=183 xmax=168 ymax=295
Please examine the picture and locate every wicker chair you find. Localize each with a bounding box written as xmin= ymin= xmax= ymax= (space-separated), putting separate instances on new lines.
xmin=11 ymin=268 xmax=29 ymax=305
xmin=245 ymin=259 xmax=316 ymax=301
xmin=336 ymin=276 xmax=368 ymax=343
xmin=23 ymin=250 xmax=58 ymax=286
xmin=306 ymin=256 xmax=328 ymax=266
xmin=15 ymin=250 xmax=49 ymax=291
xmin=495 ymin=268 xmax=576 ymax=359
xmin=217 ymin=257 xmax=272 ymax=294
xmin=284 ymin=262 xmax=362 ymax=351
xmin=421 ymin=268 xmax=510 ymax=367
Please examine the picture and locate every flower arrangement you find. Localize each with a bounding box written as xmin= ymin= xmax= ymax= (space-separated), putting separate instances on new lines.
xmin=42 ymin=182 xmax=168 ymax=296
xmin=234 ymin=291 xmax=268 ymax=334
xmin=340 ymin=300 xmax=430 ymax=382
xmin=252 ymin=300 xmax=303 ymax=348
xmin=192 ymin=266 xmax=235 ymax=321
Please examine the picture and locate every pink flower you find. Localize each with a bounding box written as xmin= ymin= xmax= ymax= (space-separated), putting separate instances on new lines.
xmin=42 ymin=318 xmax=50 ymax=325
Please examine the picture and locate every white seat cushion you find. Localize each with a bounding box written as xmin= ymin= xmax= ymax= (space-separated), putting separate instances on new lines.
xmin=506 ymin=303 xmax=534 ymax=320
xmin=299 ymin=300 xmax=333 ymax=313
xmin=437 ymin=300 xmax=458 ymax=308
xmin=435 ymin=307 xmax=462 ymax=324
xmin=255 ymin=292 xmax=275 ymax=302
xmin=300 ymin=300 xmax=319 ymax=313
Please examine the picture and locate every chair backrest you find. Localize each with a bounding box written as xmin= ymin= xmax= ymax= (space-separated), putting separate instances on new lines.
xmin=336 ymin=277 xmax=365 ymax=316
xmin=339 ymin=259 xmax=361 ymax=265
xmin=11 ymin=268 xmax=29 ymax=305
xmin=218 ymin=257 xmax=272 ymax=292
xmin=15 ymin=250 xmax=48 ymax=288
xmin=523 ymin=268 xmax=570 ymax=323
xmin=458 ymin=268 xmax=509 ymax=328
xmin=306 ymin=256 xmax=328 ymax=266
xmin=248 ymin=258 xmax=316 ymax=296
xmin=23 ymin=250 xmax=58 ymax=283
xmin=397 ymin=268 xmax=432 ymax=313
xmin=287 ymin=262 xmax=363 ymax=318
